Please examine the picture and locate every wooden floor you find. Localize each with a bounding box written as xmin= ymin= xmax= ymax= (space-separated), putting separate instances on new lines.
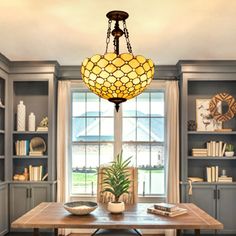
xmin=5 ymin=233 xmax=229 ymax=236
xmin=70 ymin=234 xmax=165 ymax=236
xmin=5 ymin=233 xmax=164 ymax=236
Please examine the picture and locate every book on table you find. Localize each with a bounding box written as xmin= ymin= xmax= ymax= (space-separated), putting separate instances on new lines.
xmin=154 ymin=203 xmax=178 ymax=212
xmin=147 ymin=206 xmax=187 ymax=217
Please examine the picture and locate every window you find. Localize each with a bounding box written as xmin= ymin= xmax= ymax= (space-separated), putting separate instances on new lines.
xmin=122 ymin=92 xmax=165 ymax=195
xmin=70 ymin=82 xmax=166 ymax=196
xmin=71 ymin=92 xmax=114 ymax=194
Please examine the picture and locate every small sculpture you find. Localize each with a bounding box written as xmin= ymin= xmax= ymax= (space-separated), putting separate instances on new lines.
xmin=37 ymin=117 xmax=48 ymax=131
xmin=39 ymin=117 xmax=48 ymax=127
xmin=188 ymin=120 xmax=196 ymax=131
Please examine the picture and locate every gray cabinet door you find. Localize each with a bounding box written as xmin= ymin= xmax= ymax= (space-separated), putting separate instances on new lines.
xmin=0 ymin=184 xmax=8 ymax=236
xmin=187 ymin=184 xmax=216 ymax=218
xmin=31 ymin=184 xmax=51 ymax=208
xmin=217 ymin=185 xmax=236 ymax=234
xmin=10 ymin=184 xmax=30 ymax=223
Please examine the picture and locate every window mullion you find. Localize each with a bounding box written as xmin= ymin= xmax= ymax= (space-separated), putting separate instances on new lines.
xmin=149 ymin=92 xmax=152 ymax=195
xmin=114 ymin=106 xmax=122 ymax=158
xmin=84 ymin=93 xmax=87 ymax=194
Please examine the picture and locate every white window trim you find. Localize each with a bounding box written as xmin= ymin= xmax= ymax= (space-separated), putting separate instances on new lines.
xmin=69 ymin=80 xmax=167 ymax=202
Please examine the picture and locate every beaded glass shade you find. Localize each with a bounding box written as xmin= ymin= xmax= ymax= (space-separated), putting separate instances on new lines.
xmin=81 ymin=52 xmax=154 ymax=100
xmin=81 ymin=10 xmax=155 ymax=111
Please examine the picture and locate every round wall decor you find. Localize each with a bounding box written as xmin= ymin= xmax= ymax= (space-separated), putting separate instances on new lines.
xmin=209 ymin=93 xmax=235 ymax=122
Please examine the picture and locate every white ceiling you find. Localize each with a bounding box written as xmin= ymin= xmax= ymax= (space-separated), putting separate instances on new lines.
xmin=0 ymin=0 xmax=236 ymax=65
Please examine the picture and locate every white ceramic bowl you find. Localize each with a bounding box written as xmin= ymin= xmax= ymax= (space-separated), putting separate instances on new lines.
xmin=225 ymin=151 xmax=234 ymax=157
xmin=64 ymin=201 xmax=98 ymax=215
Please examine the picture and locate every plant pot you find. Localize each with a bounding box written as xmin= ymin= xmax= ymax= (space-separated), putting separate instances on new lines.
xmin=107 ymin=201 xmax=125 ymax=213
xmin=225 ymin=151 xmax=234 ymax=157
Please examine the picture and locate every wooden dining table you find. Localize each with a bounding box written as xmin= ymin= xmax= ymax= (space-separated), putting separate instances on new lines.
xmin=11 ymin=202 xmax=223 ymax=236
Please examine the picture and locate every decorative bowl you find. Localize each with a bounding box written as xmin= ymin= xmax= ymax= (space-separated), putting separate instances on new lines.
xmin=64 ymin=201 xmax=98 ymax=215
xmin=225 ymin=151 xmax=234 ymax=157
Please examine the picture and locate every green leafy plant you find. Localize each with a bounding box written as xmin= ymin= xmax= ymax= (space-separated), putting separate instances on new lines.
xmin=226 ymin=144 xmax=234 ymax=152
xmin=102 ymin=152 xmax=131 ymax=203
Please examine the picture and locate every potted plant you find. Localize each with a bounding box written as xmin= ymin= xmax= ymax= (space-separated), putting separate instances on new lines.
xmin=102 ymin=152 xmax=131 ymax=213
xmin=225 ymin=144 xmax=234 ymax=157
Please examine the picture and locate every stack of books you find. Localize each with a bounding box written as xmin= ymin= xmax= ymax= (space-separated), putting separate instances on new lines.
xmin=206 ymin=166 xmax=219 ymax=182
xmin=218 ymin=176 xmax=233 ymax=182
xmin=147 ymin=203 xmax=187 ymax=217
xmin=36 ymin=126 xmax=48 ymax=132
xmin=15 ymin=140 xmax=29 ymax=156
xmin=192 ymin=148 xmax=207 ymax=157
xmin=29 ymin=165 xmax=48 ymax=181
xmin=29 ymin=165 xmax=43 ymax=181
xmin=29 ymin=151 xmax=44 ymax=156
xmin=192 ymin=141 xmax=228 ymax=157
xmin=215 ymin=128 xmax=232 ymax=132
xmin=206 ymin=141 xmax=226 ymax=157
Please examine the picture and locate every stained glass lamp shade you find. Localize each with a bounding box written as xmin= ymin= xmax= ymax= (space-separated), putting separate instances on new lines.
xmin=81 ymin=11 xmax=155 ymax=111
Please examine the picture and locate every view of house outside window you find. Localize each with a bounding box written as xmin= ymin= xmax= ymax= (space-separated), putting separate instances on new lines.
xmin=71 ymin=86 xmax=165 ymax=196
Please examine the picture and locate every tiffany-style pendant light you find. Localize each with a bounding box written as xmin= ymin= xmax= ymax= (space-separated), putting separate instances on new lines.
xmin=81 ymin=10 xmax=155 ymax=111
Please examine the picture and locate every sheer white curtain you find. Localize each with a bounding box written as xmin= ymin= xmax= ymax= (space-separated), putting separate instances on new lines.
xmin=143 ymin=80 xmax=179 ymax=236
xmin=165 ymin=80 xmax=180 ymax=236
xmin=57 ymin=80 xmax=71 ymax=236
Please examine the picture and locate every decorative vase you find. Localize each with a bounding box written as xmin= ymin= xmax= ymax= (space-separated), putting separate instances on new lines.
xmin=225 ymin=151 xmax=234 ymax=157
xmin=107 ymin=202 xmax=125 ymax=213
xmin=28 ymin=112 xmax=36 ymax=131
xmin=17 ymin=101 xmax=26 ymax=131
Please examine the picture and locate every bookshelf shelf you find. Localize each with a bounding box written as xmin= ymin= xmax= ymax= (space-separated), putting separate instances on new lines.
xmin=0 ymin=105 xmax=5 ymax=109
xmin=188 ymin=156 xmax=236 ymax=160
xmin=0 ymin=130 xmax=5 ymax=134
xmin=13 ymin=131 xmax=48 ymax=135
xmin=10 ymin=180 xmax=48 ymax=183
xmin=13 ymin=155 xmax=48 ymax=159
xmin=191 ymin=181 xmax=236 ymax=185
xmin=184 ymin=182 xmax=236 ymax=186
xmin=0 ymin=156 xmax=4 ymax=159
xmin=9 ymin=180 xmax=56 ymax=184
xmin=188 ymin=131 xmax=236 ymax=135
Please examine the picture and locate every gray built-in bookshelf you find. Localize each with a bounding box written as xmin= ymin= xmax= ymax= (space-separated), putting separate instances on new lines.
xmin=179 ymin=61 xmax=236 ymax=234
xmin=7 ymin=63 xmax=57 ymax=230
xmin=0 ymin=55 xmax=8 ymax=236
xmin=11 ymin=81 xmax=49 ymax=180
xmin=0 ymin=77 xmax=6 ymax=182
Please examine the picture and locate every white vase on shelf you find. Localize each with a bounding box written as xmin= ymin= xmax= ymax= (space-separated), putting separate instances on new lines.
xmin=28 ymin=112 xmax=36 ymax=131
xmin=17 ymin=101 xmax=26 ymax=131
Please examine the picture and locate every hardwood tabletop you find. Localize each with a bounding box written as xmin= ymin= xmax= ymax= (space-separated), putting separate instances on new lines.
xmin=11 ymin=202 xmax=223 ymax=230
